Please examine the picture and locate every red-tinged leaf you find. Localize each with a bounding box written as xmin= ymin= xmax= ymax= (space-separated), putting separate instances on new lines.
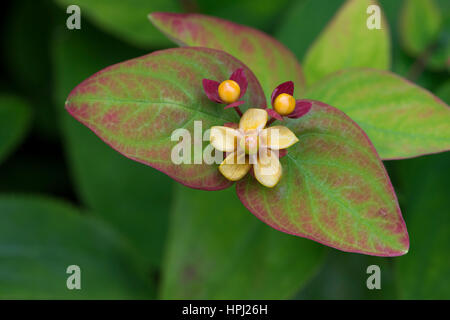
xmin=65 ymin=47 xmax=266 ymax=190
xmin=304 ymin=68 xmax=450 ymax=160
xmin=148 ymin=12 xmax=305 ymax=100
xmin=236 ymin=100 xmax=409 ymax=256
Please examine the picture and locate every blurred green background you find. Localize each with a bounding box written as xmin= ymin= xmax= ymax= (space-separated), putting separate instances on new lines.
xmin=0 ymin=0 xmax=448 ymax=299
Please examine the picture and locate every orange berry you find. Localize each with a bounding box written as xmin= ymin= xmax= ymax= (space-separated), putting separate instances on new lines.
xmin=218 ymin=80 xmax=240 ymax=104
xmin=273 ymin=93 xmax=295 ymax=116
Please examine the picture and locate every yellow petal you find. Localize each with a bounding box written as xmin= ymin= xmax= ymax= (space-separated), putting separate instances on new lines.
xmin=209 ymin=126 xmax=239 ymax=152
xmin=254 ymin=149 xmax=282 ymax=188
xmin=260 ymin=126 xmax=299 ymax=150
xmin=239 ymin=108 xmax=268 ymax=130
xmin=219 ymin=152 xmax=251 ymax=181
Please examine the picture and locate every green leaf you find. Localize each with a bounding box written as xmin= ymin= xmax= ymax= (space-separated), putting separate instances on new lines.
xmin=275 ymin=0 xmax=345 ymax=62
xmin=400 ymin=0 xmax=442 ymax=54
xmin=304 ymin=69 xmax=450 ymax=160
xmin=149 ymin=12 xmax=305 ymax=100
xmin=394 ymin=153 xmax=450 ymax=299
xmin=3 ymin=0 xmax=58 ymax=139
xmin=54 ymin=0 xmax=181 ymax=48
xmin=296 ymin=250 xmax=397 ymax=299
xmin=195 ymin=0 xmax=292 ymax=32
xmin=161 ymin=185 xmax=325 ymax=299
xmin=0 ymin=196 xmax=154 ymax=299
xmin=0 ymin=94 xmax=31 ymax=164
xmin=399 ymin=0 xmax=448 ymax=70
xmin=52 ymin=27 xmax=173 ymax=268
xmin=303 ymin=0 xmax=390 ymax=85
xmin=436 ymin=80 xmax=450 ymax=103
xmin=65 ymin=46 xmax=266 ymax=190
xmin=237 ymin=100 xmax=409 ymax=256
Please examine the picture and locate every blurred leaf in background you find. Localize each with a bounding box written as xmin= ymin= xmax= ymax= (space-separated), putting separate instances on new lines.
xmin=0 ymin=94 xmax=31 ymax=165
xmin=2 ymin=0 xmax=58 ymax=139
xmin=295 ymin=251 xmax=397 ymax=299
xmin=399 ymin=0 xmax=449 ymax=71
xmin=161 ymin=185 xmax=325 ymax=299
xmin=54 ymin=0 xmax=182 ymax=48
xmin=52 ymin=21 xmax=173 ymax=270
xmin=392 ymin=83 xmax=450 ymax=300
xmin=302 ymin=0 xmax=390 ymax=85
xmin=0 ymin=196 xmax=154 ymax=299
xmin=194 ymin=0 xmax=292 ymax=32
xmin=393 ymin=153 xmax=450 ymax=299
xmin=275 ymin=0 xmax=345 ymax=62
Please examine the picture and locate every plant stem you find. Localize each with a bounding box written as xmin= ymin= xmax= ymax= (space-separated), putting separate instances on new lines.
xmin=267 ymin=117 xmax=277 ymax=126
xmin=234 ymin=107 xmax=243 ymax=117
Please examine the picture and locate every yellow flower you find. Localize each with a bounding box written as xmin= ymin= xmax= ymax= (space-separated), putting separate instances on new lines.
xmin=209 ymin=108 xmax=299 ymax=188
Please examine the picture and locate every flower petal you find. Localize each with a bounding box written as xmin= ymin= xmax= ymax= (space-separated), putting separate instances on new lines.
xmin=210 ymin=126 xmax=239 ymax=152
xmin=219 ymin=152 xmax=251 ymax=181
xmin=271 ymin=81 xmax=294 ymax=106
xmin=239 ymin=108 xmax=268 ymax=130
xmin=267 ymin=108 xmax=284 ymax=121
xmin=254 ymin=149 xmax=282 ymax=188
xmin=260 ymin=126 xmax=299 ymax=150
xmin=229 ymin=68 xmax=248 ymax=99
xmin=288 ymin=100 xmax=312 ymax=118
xmin=202 ymin=79 xmax=222 ymax=103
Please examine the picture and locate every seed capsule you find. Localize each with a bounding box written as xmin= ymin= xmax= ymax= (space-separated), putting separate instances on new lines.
xmin=239 ymin=133 xmax=259 ymax=155
xmin=218 ymin=80 xmax=240 ymax=104
xmin=273 ymin=93 xmax=295 ymax=116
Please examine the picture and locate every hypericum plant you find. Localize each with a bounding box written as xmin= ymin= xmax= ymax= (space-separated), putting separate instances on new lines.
xmin=65 ymin=1 xmax=450 ymax=257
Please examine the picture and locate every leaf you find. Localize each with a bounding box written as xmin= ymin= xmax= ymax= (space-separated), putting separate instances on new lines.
xmin=295 ymin=250 xmax=397 ymax=299
xmin=275 ymin=0 xmax=346 ymax=62
xmin=195 ymin=0 xmax=292 ymax=32
xmin=65 ymin=46 xmax=266 ymax=190
xmin=52 ymin=27 xmax=173 ymax=268
xmin=237 ymin=100 xmax=409 ymax=257
xmin=3 ymin=0 xmax=58 ymax=139
xmin=394 ymin=153 xmax=450 ymax=299
xmin=400 ymin=0 xmax=442 ymax=54
xmin=149 ymin=12 xmax=305 ymax=100
xmin=54 ymin=0 xmax=181 ymax=48
xmin=0 ymin=196 xmax=154 ymax=299
xmin=304 ymin=68 xmax=450 ymax=160
xmin=436 ymin=80 xmax=450 ymax=103
xmin=399 ymin=0 xmax=442 ymax=55
xmin=161 ymin=185 xmax=325 ymax=299
xmin=303 ymin=0 xmax=390 ymax=85
xmin=0 ymin=94 xmax=31 ymax=165
xmin=399 ymin=0 xmax=449 ymax=71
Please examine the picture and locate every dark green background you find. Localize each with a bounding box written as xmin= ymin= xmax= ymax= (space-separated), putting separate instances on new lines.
xmin=0 ymin=0 xmax=448 ymax=299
